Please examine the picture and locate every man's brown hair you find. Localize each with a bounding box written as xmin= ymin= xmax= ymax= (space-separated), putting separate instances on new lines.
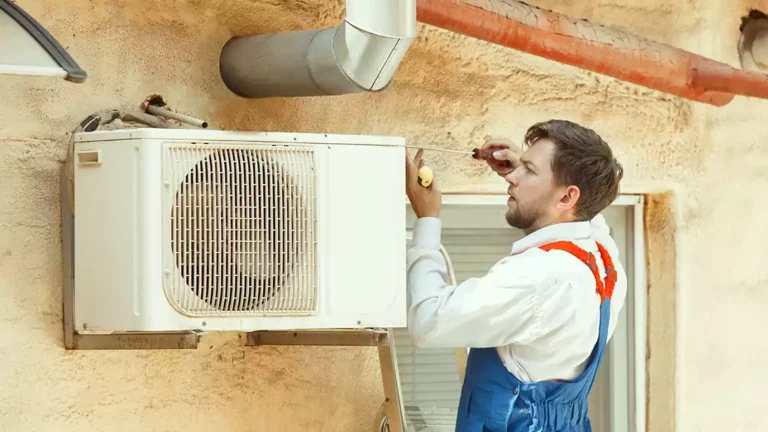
xmin=524 ymin=119 xmax=624 ymax=221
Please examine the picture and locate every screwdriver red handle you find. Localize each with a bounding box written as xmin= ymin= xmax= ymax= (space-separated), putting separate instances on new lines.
xmin=472 ymin=146 xmax=512 ymax=168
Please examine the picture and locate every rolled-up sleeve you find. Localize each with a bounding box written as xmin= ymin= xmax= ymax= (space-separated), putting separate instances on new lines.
xmin=406 ymin=217 xmax=545 ymax=348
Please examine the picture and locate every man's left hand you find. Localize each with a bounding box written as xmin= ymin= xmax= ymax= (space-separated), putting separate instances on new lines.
xmin=405 ymin=149 xmax=442 ymax=218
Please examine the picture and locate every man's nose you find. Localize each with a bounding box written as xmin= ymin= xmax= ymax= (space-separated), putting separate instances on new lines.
xmin=504 ymin=171 xmax=517 ymax=185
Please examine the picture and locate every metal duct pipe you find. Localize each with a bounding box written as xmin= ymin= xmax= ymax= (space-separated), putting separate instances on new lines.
xmin=417 ymin=0 xmax=768 ymax=107
xmin=220 ymin=0 xmax=417 ymax=98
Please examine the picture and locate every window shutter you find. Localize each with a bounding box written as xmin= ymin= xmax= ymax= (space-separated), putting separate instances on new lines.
xmin=391 ymin=328 xmax=463 ymax=429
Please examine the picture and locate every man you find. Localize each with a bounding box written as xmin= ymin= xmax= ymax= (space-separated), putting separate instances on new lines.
xmin=404 ymin=119 xmax=626 ymax=432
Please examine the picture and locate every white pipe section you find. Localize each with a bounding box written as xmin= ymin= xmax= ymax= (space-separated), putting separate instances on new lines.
xmin=146 ymin=105 xmax=209 ymax=128
xmin=219 ymin=0 xmax=417 ymax=98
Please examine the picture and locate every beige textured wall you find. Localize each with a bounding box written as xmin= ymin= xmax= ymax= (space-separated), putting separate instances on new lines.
xmin=1 ymin=0 xmax=767 ymax=431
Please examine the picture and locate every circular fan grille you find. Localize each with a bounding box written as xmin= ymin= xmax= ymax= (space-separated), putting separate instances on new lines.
xmin=170 ymin=148 xmax=304 ymax=313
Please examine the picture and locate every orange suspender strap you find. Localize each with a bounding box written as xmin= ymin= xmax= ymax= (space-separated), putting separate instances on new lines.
xmin=539 ymin=241 xmax=618 ymax=303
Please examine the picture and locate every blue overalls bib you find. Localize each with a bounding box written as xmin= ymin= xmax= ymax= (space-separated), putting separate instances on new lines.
xmin=455 ymin=240 xmax=618 ymax=432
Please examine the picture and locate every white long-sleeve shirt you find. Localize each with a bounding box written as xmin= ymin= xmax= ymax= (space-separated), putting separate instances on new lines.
xmin=406 ymin=214 xmax=627 ymax=382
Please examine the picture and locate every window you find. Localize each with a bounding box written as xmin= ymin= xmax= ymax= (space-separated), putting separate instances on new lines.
xmin=393 ymin=195 xmax=646 ymax=432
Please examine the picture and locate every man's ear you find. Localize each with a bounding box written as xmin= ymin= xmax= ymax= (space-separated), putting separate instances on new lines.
xmin=556 ymin=185 xmax=580 ymax=210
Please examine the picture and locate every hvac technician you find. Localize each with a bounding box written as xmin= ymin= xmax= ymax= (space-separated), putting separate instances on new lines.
xmin=404 ymin=119 xmax=627 ymax=432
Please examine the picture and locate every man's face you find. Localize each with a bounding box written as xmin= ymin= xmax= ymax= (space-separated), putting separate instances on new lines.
xmin=504 ymin=139 xmax=562 ymax=232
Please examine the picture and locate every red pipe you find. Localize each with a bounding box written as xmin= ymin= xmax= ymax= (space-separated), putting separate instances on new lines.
xmin=416 ymin=0 xmax=768 ymax=106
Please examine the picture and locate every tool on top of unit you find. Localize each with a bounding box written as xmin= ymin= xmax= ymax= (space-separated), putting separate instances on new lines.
xmin=406 ymin=145 xmax=512 ymax=188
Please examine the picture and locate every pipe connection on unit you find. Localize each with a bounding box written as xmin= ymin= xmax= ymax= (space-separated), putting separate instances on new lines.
xmin=219 ymin=0 xmax=417 ymax=98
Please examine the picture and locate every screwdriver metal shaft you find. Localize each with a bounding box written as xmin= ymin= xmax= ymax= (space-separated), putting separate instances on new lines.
xmin=406 ymin=145 xmax=475 ymax=156
xmin=407 ymin=144 xmax=506 ymax=161
xmin=407 ymin=145 xmax=477 ymax=189
xmin=406 ymin=144 xmax=511 ymax=189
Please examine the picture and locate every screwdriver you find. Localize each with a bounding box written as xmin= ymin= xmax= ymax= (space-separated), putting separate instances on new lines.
xmin=406 ymin=145 xmax=512 ymax=188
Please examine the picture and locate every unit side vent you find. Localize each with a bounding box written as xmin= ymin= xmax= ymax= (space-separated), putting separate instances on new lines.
xmin=163 ymin=143 xmax=317 ymax=316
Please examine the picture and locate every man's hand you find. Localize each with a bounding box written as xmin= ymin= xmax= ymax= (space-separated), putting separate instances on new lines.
xmin=405 ymin=149 xmax=441 ymax=218
xmin=481 ymin=138 xmax=523 ymax=177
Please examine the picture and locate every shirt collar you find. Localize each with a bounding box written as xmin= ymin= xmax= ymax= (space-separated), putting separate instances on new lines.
xmin=510 ymin=220 xmax=591 ymax=255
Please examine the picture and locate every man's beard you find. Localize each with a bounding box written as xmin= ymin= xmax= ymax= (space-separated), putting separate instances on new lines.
xmin=505 ymin=201 xmax=542 ymax=231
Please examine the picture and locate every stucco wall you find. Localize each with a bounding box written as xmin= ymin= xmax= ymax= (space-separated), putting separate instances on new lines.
xmin=1 ymin=0 xmax=767 ymax=431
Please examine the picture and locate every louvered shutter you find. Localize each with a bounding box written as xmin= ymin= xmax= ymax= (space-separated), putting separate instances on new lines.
xmin=391 ymin=328 xmax=463 ymax=430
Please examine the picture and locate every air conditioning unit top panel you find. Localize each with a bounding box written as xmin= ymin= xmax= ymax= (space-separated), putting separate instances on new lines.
xmin=74 ymin=128 xmax=406 ymax=148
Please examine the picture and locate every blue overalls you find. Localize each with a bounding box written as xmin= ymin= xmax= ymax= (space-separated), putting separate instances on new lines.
xmin=455 ymin=240 xmax=618 ymax=432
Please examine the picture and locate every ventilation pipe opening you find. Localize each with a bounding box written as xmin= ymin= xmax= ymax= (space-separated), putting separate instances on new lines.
xmin=739 ymin=10 xmax=768 ymax=72
xmin=219 ymin=0 xmax=417 ymax=99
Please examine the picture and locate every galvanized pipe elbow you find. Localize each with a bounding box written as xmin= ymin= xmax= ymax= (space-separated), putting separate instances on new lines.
xmin=219 ymin=0 xmax=417 ymax=98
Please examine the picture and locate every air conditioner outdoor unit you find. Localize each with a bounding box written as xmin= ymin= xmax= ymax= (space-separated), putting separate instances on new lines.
xmin=66 ymin=128 xmax=407 ymax=333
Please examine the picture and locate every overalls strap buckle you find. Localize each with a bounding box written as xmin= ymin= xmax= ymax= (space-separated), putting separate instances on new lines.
xmin=539 ymin=240 xmax=617 ymax=303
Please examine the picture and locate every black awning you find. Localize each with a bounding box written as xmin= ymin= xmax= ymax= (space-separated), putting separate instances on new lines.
xmin=0 ymin=0 xmax=86 ymax=82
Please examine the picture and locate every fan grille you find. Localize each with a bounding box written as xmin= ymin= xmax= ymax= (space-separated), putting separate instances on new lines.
xmin=164 ymin=143 xmax=317 ymax=316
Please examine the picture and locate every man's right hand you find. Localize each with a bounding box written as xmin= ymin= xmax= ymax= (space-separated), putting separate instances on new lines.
xmin=481 ymin=138 xmax=523 ymax=177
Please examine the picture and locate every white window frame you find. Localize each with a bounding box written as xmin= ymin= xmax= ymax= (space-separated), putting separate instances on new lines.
xmin=403 ymin=193 xmax=647 ymax=432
